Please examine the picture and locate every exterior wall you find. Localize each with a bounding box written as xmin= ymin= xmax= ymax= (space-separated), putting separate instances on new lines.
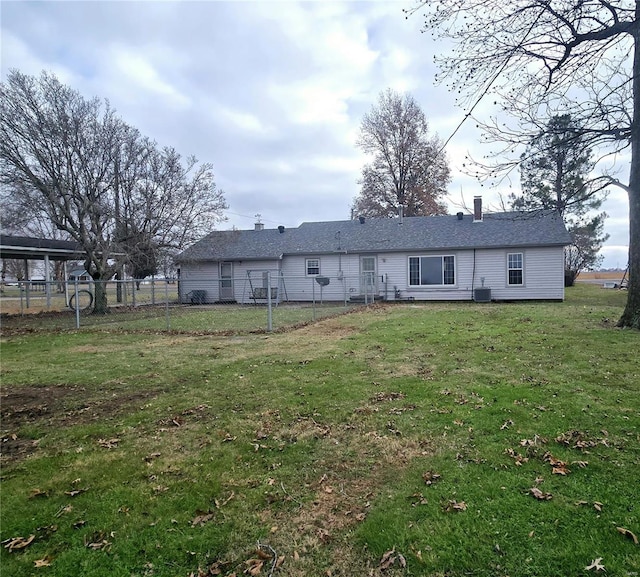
xmin=179 ymin=260 xmax=282 ymax=303
xmin=280 ymin=253 xmax=359 ymax=302
xmin=178 ymin=245 xmax=565 ymax=304
xmin=178 ymin=262 xmax=220 ymax=303
xmin=473 ymin=246 xmax=565 ymax=301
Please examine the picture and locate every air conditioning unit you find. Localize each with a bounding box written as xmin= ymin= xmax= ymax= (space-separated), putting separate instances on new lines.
xmin=474 ymin=287 xmax=491 ymax=303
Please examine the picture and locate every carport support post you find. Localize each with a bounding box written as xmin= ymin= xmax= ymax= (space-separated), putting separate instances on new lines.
xmin=44 ymin=255 xmax=51 ymax=310
xmin=63 ymin=262 xmax=69 ymax=307
xmin=23 ymin=258 xmax=30 ymax=309
xmin=267 ymin=271 xmax=273 ymax=332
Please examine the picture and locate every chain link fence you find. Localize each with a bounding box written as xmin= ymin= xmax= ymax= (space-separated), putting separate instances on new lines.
xmin=1 ymin=275 xmax=373 ymax=334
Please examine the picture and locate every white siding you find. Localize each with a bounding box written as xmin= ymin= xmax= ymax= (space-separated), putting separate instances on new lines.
xmin=179 ymin=245 xmax=565 ymax=303
xmin=475 ymin=247 xmax=565 ymax=301
xmin=178 ymin=262 xmax=220 ymax=303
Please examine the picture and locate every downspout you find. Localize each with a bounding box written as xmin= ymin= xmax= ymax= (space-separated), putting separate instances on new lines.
xmin=471 ymin=249 xmax=476 ymax=300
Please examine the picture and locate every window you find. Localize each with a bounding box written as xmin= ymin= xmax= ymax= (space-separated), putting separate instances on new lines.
xmin=306 ymin=258 xmax=320 ymax=276
xmin=408 ymin=256 xmax=455 ymax=286
xmin=508 ymin=253 xmax=523 ymax=285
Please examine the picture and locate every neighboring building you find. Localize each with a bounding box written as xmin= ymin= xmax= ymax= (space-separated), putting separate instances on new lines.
xmin=68 ymin=267 xmax=92 ymax=282
xmin=175 ymin=198 xmax=571 ymax=304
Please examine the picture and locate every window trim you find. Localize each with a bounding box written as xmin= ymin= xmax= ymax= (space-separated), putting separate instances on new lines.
xmin=507 ymin=252 xmax=524 ymax=286
xmin=408 ymin=255 xmax=456 ymax=287
xmin=305 ymin=258 xmax=320 ymax=276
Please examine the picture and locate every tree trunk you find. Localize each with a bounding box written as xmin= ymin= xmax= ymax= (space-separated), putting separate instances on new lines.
xmin=93 ymin=279 xmax=110 ymax=315
xmin=618 ymin=186 xmax=640 ymax=328
xmin=618 ymin=10 xmax=640 ymax=330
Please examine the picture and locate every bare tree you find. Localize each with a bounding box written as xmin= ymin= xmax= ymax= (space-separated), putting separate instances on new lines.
xmin=411 ymin=0 xmax=639 ymax=329
xmin=1 ymin=70 xmax=227 ymax=312
xmin=353 ymin=88 xmax=450 ymax=218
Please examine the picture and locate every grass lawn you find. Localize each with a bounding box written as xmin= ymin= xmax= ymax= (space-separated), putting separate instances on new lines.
xmin=1 ymin=284 xmax=638 ymax=576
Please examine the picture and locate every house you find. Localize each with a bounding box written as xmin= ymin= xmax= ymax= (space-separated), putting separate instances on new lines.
xmin=175 ymin=198 xmax=571 ymax=304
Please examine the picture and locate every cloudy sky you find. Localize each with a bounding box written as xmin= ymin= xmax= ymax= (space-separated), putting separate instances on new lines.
xmin=1 ymin=0 xmax=631 ymax=269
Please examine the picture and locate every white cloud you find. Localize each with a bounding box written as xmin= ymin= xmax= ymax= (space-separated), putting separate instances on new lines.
xmin=0 ymin=0 xmax=631 ymax=264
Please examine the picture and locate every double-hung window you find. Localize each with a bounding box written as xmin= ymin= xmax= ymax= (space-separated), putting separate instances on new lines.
xmin=306 ymin=258 xmax=320 ymax=276
xmin=408 ymin=255 xmax=455 ymax=286
xmin=507 ymin=253 xmax=524 ymax=285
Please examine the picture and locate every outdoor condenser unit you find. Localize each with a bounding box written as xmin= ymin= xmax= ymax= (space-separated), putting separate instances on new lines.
xmin=473 ymin=287 xmax=491 ymax=303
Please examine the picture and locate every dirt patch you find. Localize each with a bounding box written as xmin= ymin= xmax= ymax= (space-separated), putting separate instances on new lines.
xmin=0 ymin=384 xmax=161 ymax=462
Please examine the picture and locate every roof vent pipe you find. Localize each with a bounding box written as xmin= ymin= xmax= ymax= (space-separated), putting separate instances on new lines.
xmin=457 ymin=212 xmax=464 ymax=220
xmin=278 ymin=225 xmax=285 ymax=234
xmin=473 ymin=196 xmax=483 ymax=222
xmin=358 ymin=216 xmax=365 ymax=224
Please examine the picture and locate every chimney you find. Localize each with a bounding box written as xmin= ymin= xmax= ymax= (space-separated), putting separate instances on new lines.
xmin=473 ymin=196 xmax=483 ymax=222
xmin=278 ymin=225 xmax=285 ymax=234
xmin=255 ymin=222 xmax=264 ymax=231
xmin=398 ymin=205 xmax=404 ymax=224
xmin=358 ymin=215 xmax=365 ymax=224
xmin=456 ymin=212 xmax=464 ymax=220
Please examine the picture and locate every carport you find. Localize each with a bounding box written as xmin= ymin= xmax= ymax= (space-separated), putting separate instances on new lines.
xmin=0 ymin=234 xmax=85 ymax=309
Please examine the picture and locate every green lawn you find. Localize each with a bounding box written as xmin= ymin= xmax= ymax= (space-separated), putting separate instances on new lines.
xmin=1 ymin=284 xmax=638 ymax=576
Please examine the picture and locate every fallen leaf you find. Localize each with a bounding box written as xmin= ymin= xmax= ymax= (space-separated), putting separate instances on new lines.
xmin=444 ymin=500 xmax=467 ymax=512
xmin=84 ymin=531 xmax=111 ymax=551
xmin=585 ymin=558 xmax=605 ymax=572
xmin=34 ymin=556 xmax=53 ymax=567
xmin=408 ymin=492 xmax=428 ymax=506
xmin=594 ymin=502 xmax=603 ymax=512
xmin=65 ymin=488 xmax=88 ymax=497
xmin=552 ymin=464 xmax=571 ymax=475
xmin=191 ymin=510 xmax=215 ymax=527
xmin=529 ymin=487 xmax=552 ymax=500
xmin=500 ymin=420 xmax=514 ymax=430
xmin=505 ymin=448 xmax=529 ymax=466
xmin=97 ymin=438 xmax=120 ymax=449
xmin=379 ymin=548 xmax=396 ymax=570
xmin=29 ymin=489 xmax=49 ymax=499
xmin=243 ymin=559 xmax=264 ymax=575
xmin=616 ymin=527 xmax=639 ymax=545
xmin=3 ymin=535 xmax=35 ymax=552
xmin=422 ymin=471 xmax=442 ymax=485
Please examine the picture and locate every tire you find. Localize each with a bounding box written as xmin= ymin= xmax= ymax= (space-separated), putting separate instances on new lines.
xmin=68 ymin=289 xmax=94 ymax=311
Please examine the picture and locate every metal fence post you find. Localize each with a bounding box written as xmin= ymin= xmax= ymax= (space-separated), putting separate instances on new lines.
xmin=267 ymin=272 xmax=273 ymax=332
xmin=312 ymin=278 xmax=316 ymax=321
xmin=74 ymin=278 xmax=80 ymax=329
xmin=165 ymin=279 xmax=170 ymax=330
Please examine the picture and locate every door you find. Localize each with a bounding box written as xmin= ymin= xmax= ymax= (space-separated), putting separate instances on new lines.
xmin=360 ymin=256 xmax=377 ymax=296
xmin=220 ymin=262 xmax=234 ymax=301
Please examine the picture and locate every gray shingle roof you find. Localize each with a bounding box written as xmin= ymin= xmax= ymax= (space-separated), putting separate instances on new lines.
xmin=176 ymin=211 xmax=571 ymax=263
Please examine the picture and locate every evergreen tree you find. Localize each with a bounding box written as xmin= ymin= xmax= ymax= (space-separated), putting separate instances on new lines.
xmin=512 ymin=114 xmax=609 ymax=285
